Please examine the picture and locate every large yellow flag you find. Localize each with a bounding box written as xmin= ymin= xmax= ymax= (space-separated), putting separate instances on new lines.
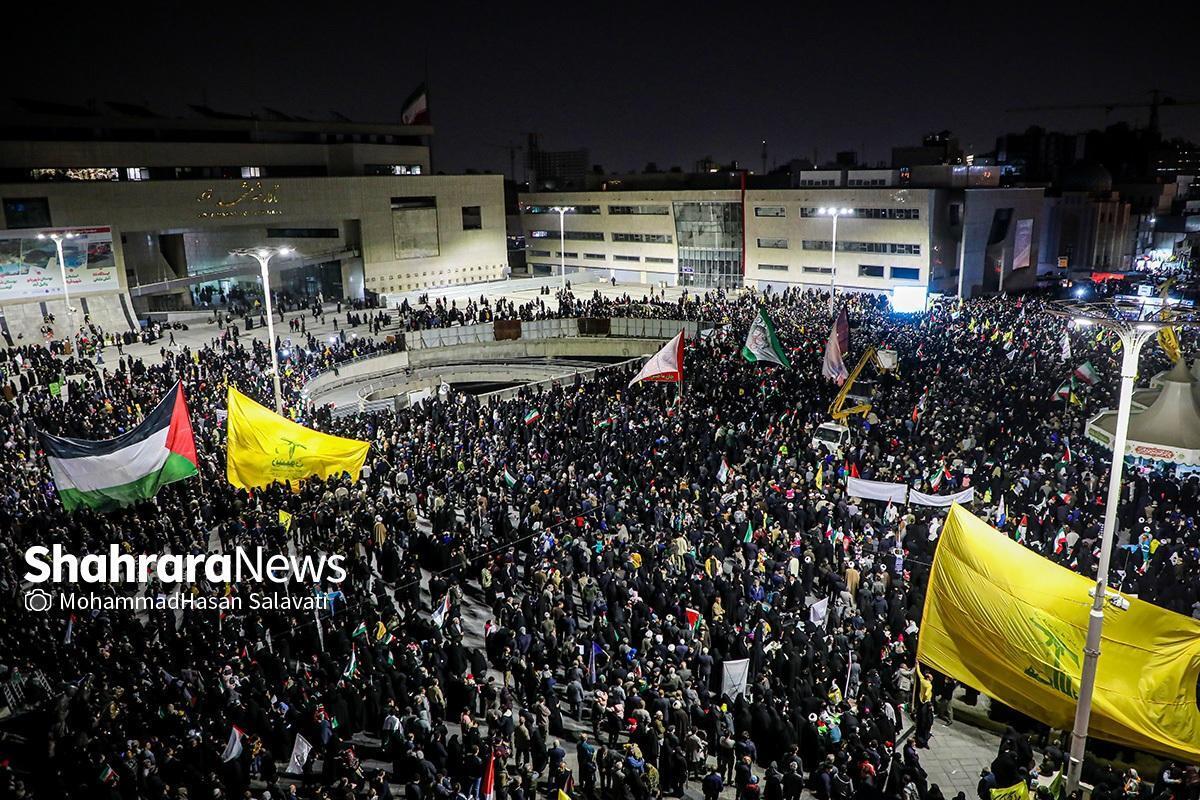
xmin=918 ymin=504 xmax=1200 ymax=762
xmin=226 ymin=387 xmax=370 ymax=489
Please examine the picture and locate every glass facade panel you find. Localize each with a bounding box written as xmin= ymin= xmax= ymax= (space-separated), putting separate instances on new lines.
xmin=672 ymin=201 xmax=743 ymax=289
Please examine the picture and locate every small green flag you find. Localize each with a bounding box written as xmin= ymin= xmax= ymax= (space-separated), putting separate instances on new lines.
xmin=350 ymin=621 xmax=367 ymax=639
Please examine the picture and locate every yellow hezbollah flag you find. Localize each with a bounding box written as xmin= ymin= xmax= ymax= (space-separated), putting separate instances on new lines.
xmin=278 ymin=509 xmax=293 ymax=531
xmin=990 ymin=782 xmax=1029 ymax=800
xmin=226 ymin=387 xmax=370 ymax=489
xmin=919 ymin=504 xmax=1200 ymax=762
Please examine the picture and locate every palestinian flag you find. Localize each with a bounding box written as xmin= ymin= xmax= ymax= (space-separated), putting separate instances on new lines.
xmin=40 ymin=382 xmax=197 ymax=512
xmin=503 ymin=468 xmax=517 ymax=489
xmin=343 ymin=645 xmax=358 ymax=679
xmin=523 ymin=409 xmax=542 ymax=425
xmin=1073 ymin=361 xmax=1099 ymax=385
xmin=742 ymin=307 xmax=791 ymax=368
xmin=684 ymin=608 xmax=702 ymax=632
xmin=1062 ymin=437 xmax=1072 ymax=464
xmin=99 ymin=764 xmax=118 ymax=785
xmin=594 ymin=416 xmax=615 ymax=430
xmin=221 ymin=725 xmax=246 ymax=762
xmin=716 ymin=457 xmax=730 ymax=484
xmin=351 ymin=621 xmax=368 ymax=639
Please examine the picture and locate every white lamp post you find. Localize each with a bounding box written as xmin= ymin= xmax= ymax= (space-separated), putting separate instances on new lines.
xmin=231 ymin=246 xmax=294 ymax=414
xmin=37 ymin=231 xmax=79 ymax=338
xmin=1048 ymin=299 xmax=1197 ymax=793
xmin=817 ymin=207 xmax=852 ymax=312
xmin=550 ymin=206 xmax=574 ymax=295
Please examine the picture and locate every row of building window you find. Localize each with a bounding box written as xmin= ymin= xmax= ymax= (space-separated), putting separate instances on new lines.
xmin=529 ymin=230 xmax=672 ymax=243
xmin=802 ymin=240 xmax=922 ymax=255
xmin=526 ymin=248 xmax=675 ymax=265
xmin=523 ymin=204 xmax=670 ymax=216
xmin=800 ymin=207 xmax=920 ymax=220
xmin=756 ymin=264 xmax=921 ymax=280
xmin=846 ymin=178 xmax=888 ymax=187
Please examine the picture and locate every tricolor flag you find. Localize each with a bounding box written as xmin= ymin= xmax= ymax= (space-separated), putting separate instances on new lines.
xmin=1016 ymin=514 xmax=1028 ymax=543
xmin=99 ymin=764 xmax=118 ymax=785
xmin=343 ymin=645 xmax=358 ymax=679
xmin=39 ymin=382 xmax=197 ymax=512
xmin=741 ymin=307 xmax=791 ymax=368
xmin=64 ymin=613 xmax=76 ymax=645
xmin=1073 ymin=361 xmax=1099 ymax=386
xmin=523 ymin=409 xmax=542 ymax=425
xmin=912 ymin=388 xmax=928 ymax=424
xmin=503 ymin=468 xmax=517 ymax=488
xmin=1062 ymin=437 xmax=1072 ymax=464
xmin=481 ymin=754 xmax=497 ymax=800
xmin=716 ymin=457 xmax=730 ymax=484
xmin=996 ymin=495 xmax=1007 ymax=529
xmin=400 ymin=82 xmax=430 ymax=125
xmin=821 ymin=310 xmax=850 ymax=384
xmin=351 ymin=621 xmax=368 ymax=639
xmin=1054 ymin=378 xmax=1075 ymax=400
xmin=629 ymin=330 xmax=685 ymax=387
xmin=743 ymin=521 xmax=754 ymax=543
xmin=221 ymin=725 xmax=246 ymax=762
xmin=684 ymin=608 xmax=702 ymax=632
xmin=594 ymin=416 xmax=615 ymax=430
xmin=431 ymin=594 xmax=451 ymax=628
xmin=929 ymin=468 xmax=943 ymax=492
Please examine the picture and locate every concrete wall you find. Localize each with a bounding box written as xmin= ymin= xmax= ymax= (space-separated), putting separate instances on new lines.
xmin=0 ymin=173 xmax=508 ymax=306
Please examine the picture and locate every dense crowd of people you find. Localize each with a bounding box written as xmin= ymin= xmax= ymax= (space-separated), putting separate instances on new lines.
xmin=0 ymin=284 xmax=1196 ymax=800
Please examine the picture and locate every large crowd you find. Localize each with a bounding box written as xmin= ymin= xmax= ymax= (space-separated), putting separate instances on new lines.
xmin=0 ymin=284 xmax=1197 ymax=800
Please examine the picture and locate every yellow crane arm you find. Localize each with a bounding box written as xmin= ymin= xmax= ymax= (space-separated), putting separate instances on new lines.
xmin=829 ymin=346 xmax=876 ymax=421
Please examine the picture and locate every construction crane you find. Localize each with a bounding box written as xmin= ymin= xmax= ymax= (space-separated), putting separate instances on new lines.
xmin=1006 ymin=90 xmax=1200 ymax=135
xmin=828 ymin=346 xmax=877 ymax=421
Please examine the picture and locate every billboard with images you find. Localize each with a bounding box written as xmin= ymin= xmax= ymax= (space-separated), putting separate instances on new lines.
xmin=0 ymin=227 xmax=119 ymax=301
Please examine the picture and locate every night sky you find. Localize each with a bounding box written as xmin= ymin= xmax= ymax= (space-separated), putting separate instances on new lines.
xmin=6 ymin=2 xmax=1198 ymax=177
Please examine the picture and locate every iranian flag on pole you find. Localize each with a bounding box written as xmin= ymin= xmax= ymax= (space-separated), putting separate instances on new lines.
xmin=629 ymin=331 xmax=685 ymax=386
xmin=39 ymin=382 xmax=197 ymax=512
xmin=523 ymin=409 xmax=542 ymax=425
xmin=1073 ymin=361 xmax=1099 ymax=385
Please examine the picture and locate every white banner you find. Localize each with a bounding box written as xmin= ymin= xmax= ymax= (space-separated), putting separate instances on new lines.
xmin=846 ymin=477 xmax=909 ymax=503
xmin=809 ymin=596 xmax=829 ymax=627
xmin=908 ymin=487 xmax=975 ymax=507
xmin=721 ymin=658 xmax=751 ymax=699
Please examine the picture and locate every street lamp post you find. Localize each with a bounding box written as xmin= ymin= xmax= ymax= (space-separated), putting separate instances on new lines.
xmin=38 ymin=231 xmax=79 ymax=340
xmin=817 ymin=207 xmax=852 ymax=312
xmin=231 ymin=246 xmax=294 ymax=414
xmin=550 ymin=206 xmax=574 ymax=296
xmin=1048 ymin=299 xmax=1197 ymax=793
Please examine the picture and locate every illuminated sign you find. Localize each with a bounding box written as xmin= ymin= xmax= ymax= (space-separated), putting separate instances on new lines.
xmin=196 ymin=181 xmax=282 ymax=219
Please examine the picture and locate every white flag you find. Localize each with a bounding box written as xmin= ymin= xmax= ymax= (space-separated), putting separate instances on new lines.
xmin=287 ymin=733 xmax=312 ymax=775
xmin=809 ymin=596 xmax=830 ymax=627
xmin=431 ymin=594 xmax=451 ymax=628
xmin=221 ymin=725 xmax=245 ymax=762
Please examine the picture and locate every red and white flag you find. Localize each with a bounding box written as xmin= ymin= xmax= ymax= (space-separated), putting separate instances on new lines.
xmin=481 ymin=754 xmax=497 ymax=800
xmin=629 ymin=331 xmax=685 ymax=386
xmin=400 ymin=83 xmax=430 ymax=125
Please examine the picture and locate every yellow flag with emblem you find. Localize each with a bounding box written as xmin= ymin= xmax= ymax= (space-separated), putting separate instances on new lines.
xmin=918 ymin=504 xmax=1200 ymax=761
xmin=226 ymin=386 xmax=370 ymax=489
xmin=990 ymin=782 xmax=1029 ymax=800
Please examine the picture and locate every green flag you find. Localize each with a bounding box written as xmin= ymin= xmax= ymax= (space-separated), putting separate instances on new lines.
xmin=744 ymin=521 xmax=754 ymax=543
xmin=742 ymin=307 xmax=791 ymax=368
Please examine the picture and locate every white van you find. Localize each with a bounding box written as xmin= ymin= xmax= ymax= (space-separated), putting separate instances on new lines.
xmin=812 ymin=422 xmax=849 ymax=453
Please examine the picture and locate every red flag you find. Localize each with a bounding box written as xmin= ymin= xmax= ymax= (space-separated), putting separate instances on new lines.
xmin=481 ymin=754 xmax=496 ymax=800
xmin=850 ymin=463 xmax=860 ymax=479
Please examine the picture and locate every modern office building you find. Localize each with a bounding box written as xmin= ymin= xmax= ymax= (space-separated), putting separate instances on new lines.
xmin=0 ymin=100 xmax=508 ymax=339
xmin=520 ymin=179 xmax=1044 ymax=299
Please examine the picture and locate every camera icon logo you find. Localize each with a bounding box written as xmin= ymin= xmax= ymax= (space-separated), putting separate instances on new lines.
xmin=25 ymin=588 xmax=52 ymax=612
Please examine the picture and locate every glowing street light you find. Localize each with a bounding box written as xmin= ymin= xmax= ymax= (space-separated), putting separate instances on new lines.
xmin=550 ymin=206 xmax=574 ymax=295
xmin=1049 ymin=298 xmax=1199 ymax=793
xmin=37 ymin=231 xmax=79 ymax=336
xmin=816 ymin=207 xmax=853 ymax=312
xmin=230 ymin=245 xmax=294 ymax=413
